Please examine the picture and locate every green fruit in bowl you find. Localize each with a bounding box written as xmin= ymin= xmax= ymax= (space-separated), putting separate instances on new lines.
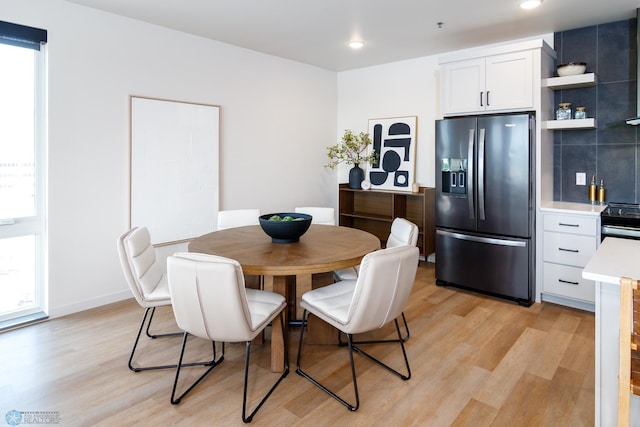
xmin=266 ymin=213 xmax=307 ymax=222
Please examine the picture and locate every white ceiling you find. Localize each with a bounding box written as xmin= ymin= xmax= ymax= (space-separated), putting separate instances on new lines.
xmin=64 ymin=0 xmax=639 ymax=71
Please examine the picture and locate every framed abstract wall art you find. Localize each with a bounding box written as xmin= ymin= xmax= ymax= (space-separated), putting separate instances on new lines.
xmin=366 ymin=116 xmax=417 ymax=191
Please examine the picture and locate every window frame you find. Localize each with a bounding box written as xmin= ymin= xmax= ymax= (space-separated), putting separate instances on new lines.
xmin=0 ymin=20 xmax=48 ymax=326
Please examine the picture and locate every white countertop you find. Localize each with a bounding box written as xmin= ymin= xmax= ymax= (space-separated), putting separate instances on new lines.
xmin=540 ymin=201 xmax=607 ymax=216
xmin=582 ymin=237 xmax=640 ymax=284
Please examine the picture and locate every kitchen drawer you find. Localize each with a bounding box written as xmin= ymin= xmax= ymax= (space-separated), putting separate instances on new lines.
xmin=543 ymin=231 xmax=597 ymax=267
xmin=543 ymin=213 xmax=597 ymax=236
xmin=543 ymin=262 xmax=595 ymax=303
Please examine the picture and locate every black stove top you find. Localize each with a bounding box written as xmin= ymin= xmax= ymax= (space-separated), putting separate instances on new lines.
xmin=602 ymin=202 xmax=640 ymax=218
xmin=602 ymin=202 xmax=640 ymax=227
xmin=601 ymin=202 xmax=640 ymax=240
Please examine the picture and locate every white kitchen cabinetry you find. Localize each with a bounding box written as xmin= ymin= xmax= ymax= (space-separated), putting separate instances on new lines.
xmin=541 ymin=210 xmax=600 ymax=311
xmin=441 ymin=50 xmax=533 ymax=116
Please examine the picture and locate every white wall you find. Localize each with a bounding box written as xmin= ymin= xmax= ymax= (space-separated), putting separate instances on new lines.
xmin=1 ymin=0 xmax=337 ymax=317
xmin=337 ymin=56 xmax=441 ymax=189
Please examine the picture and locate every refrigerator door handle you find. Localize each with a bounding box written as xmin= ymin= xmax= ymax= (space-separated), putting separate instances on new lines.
xmin=478 ymin=128 xmax=486 ymax=221
xmin=467 ymin=129 xmax=475 ymax=220
xmin=437 ymin=229 xmax=527 ymax=247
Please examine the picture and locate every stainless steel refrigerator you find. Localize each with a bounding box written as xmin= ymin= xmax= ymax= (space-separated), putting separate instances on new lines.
xmin=435 ymin=113 xmax=534 ymax=306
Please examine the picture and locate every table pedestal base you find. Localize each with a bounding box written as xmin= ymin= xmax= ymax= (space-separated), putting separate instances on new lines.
xmin=265 ymin=272 xmax=340 ymax=372
xmin=306 ymin=272 xmax=339 ymax=345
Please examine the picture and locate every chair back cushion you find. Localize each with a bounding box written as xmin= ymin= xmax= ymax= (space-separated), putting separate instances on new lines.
xmin=217 ymin=209 xmax=260 ymax=230
xmin=295 ymin=207 xmax=336 ymax=225
xmin=117 ymin=227 xmax=165 ymax=306
xmin=387 ymin=217 xmax=419 ymax=248
xmin=345 ymin=245 xmax=419 ymax=334
xmin=167 ymin=252 xmax=284 ymax=342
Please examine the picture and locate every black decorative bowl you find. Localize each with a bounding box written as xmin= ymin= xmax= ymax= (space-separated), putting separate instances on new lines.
xmin=259 ymin=213 xmax=312 ymax=243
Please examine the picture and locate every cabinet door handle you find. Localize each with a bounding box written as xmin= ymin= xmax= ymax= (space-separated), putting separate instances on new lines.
xmin=558 ymin=279 xmax=580 ymax=285
xmin=486 ymin=90 xmax=490 ymax=106
xmin=558 ymin=222 xmax=579 ymax=228
xmin=559 ymin=247 xmax=579 ymax=253
xmin=480 ymin=91 xmax=483 ymax=107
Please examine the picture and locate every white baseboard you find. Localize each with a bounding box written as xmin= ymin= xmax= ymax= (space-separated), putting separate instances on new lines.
xmin=48 ymin=289 xmax=132 ymax=319
xmin=540 ymin=292 xmax=595 ymax=312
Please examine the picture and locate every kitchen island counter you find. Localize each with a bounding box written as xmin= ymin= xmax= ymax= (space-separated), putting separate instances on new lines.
xmin=582 ymin=237 xmax=640 ymax=425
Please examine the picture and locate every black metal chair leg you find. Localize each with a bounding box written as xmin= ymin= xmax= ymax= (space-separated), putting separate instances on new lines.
xmin=242 ymin=313 xmax=290 ymax=423
xmin=351 ymin=319 xmax=411 ymax=381
xmin=338 ymin=312 xmax=410 ymax=346
xmin=400 ymin=312 xmax=410 ymax=342
xmin=128 ymin=308 xmax=152 ymax=371
xmin=171 ymin=333 xmax=224 ymax=404
xmin=297 ymin=314 xmax=411 ymax=411
xmin=145 ymin=306 xmax=183 ymax=339
xmin=130 ymin=308 xmax=217 ymax=372
xmin=172 ymin=314 xmax=288 ymax=423
xmin=295 ymin=310 xmax=359 ymax=411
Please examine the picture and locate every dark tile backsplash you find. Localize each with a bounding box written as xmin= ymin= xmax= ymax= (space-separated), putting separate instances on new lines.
xmin=553 ymin=18 xmax=639 ymax=204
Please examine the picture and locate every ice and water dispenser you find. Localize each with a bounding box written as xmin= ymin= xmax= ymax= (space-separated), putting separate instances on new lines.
xmin=441 ymin=158 xmax=467 ymax=194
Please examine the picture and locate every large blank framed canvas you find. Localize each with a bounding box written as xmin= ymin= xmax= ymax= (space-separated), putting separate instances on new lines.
xmin=129 ymin=96 xmax=220 ymax=245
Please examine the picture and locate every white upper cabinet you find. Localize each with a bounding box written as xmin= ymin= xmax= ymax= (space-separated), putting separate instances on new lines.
xmin=441 ymin=58 xmax=484 ymax=115
xmin=441 ymin=50 xmax=534 ymax=116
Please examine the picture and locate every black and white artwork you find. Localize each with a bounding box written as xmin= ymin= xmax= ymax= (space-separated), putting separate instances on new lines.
xmin=367 ymin=116 xmax=417 ymax=191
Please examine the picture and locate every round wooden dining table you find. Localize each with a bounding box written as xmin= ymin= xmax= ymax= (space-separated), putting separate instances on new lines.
xmin=189 ymin=224 xmax=380 ymax=372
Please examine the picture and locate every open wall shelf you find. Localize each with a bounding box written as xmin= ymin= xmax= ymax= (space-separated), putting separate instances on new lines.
xmin=542 ymin=118 xmax=596 ymax=130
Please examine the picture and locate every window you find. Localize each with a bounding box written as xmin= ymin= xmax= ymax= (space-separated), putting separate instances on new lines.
xmin=0 ymin=21 xmax=47 ymax=328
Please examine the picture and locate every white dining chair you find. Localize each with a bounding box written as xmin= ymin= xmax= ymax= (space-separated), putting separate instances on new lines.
xmin=334 ymin=217 xmax=419 ymax=342
xmin=217 ymin=208 xmax=263 ymax=290
xmin=295 ymin=245 xmax=419 ymax=411
xmin=217 ymin=209 xmax=261 ymax=230
xmin=292 ymin=207 xmax=336 ymax=319
xmin=294 ymin=207 xmax=336 ymax=225
xmin=117 ymin=227 xmax=215 ymax=372
xmin=336 ymin=217 xmax=419 ymax=279
xmin=167 ymin=252 xmax=288 ymax=423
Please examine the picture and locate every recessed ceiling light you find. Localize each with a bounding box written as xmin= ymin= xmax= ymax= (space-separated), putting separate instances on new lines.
xmin=349 ymin=40 xmax=364 ymax=49
xmin=520 ymin=0 xmax=542 ymax=9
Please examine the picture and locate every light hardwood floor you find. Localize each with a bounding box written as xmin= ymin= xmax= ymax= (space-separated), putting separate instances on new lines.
xmin=0 ymin=262 xmax=594 ymax=426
